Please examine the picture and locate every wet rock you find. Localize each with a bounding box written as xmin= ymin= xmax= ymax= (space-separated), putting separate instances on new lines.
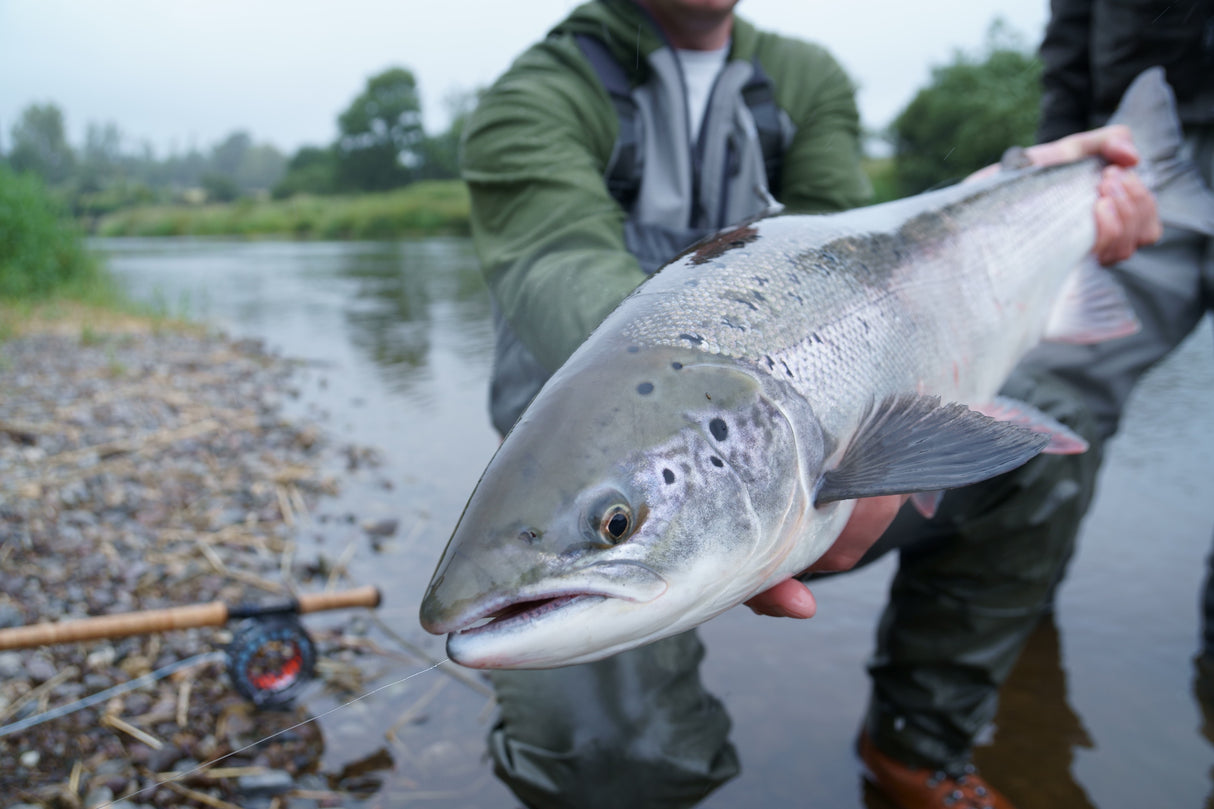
xmin=238 ymin=768 xmax=294 ymax=797
xmin=361 ymin=518 xmax=398 ymax=538
xmin=0 ymin=603 xmax=24 ymax=629
xmin=0 ymin=652 xmax=25 ymax=678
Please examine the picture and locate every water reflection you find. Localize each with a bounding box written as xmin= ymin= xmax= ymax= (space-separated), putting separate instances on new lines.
xmin=95 ymin=237 xmax=494 ymax=395
xmin=335 ymin=239 xmax=493 ymax=396
xmin=972 ymin=615 xmax=1097 ymax=809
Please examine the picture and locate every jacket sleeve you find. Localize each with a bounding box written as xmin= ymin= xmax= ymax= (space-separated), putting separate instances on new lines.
xmin=763 ymin=40 xmax=871 ymax=214
xmin=461 ymin=41 xmax=647 ymax=374
xmin=1037 ymin=0 xmax=1094 ymax=142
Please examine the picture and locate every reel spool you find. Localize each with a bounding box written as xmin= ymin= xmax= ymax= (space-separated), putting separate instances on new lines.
xmin=226 ymin=614 xmax=317 ymax=708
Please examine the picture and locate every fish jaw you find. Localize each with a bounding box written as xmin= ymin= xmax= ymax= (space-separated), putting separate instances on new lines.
xmin=420 ymin=339 xmax=827 ymax=668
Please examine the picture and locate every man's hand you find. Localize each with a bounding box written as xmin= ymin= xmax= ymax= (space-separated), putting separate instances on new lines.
xmin=972 ymin=125 xmax=1162 ymax=265
xmin=745 ymin=495 xmax=907 ymax=619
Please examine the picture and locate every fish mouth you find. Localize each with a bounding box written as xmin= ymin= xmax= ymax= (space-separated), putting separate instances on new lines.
xmin=449 ymin=591 xmax=608 ymax=641
xmin=432 ymin=558 xmax=670 ymax=631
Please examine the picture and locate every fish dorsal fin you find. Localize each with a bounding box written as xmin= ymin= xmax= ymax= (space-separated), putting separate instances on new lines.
xmin=816 ymin=394 xmax=1048 ymax=504
xmin=1042 ymin=258 xmax=1140 ymax=344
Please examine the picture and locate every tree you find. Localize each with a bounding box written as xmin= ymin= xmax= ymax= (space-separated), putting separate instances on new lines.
xmin=890 ymin=20 xmax=1042 ymax=196
xmin=415 ymin=87 xmax=481 ymax=181
xmin=8 ymin=103 xmax=76 ymax=185
xmin=335 ymin=67 xmax=425 ymax=191
xmin=273 ymin=146 xmax=339 ymax=198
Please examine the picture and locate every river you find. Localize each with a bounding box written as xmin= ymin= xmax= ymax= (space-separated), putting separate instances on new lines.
xmin=98 ymin=236 xmax=1214 ymax=808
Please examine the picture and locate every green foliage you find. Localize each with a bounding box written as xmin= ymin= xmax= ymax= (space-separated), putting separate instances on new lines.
xmin=890 ymin=21 xmax=1042 ymax=196
xmin=97 ymin=180 xmax=470 ymax=239
xmin=0 ymin=164 xmax=109 ymax=300
xmin=335 ymin=67 xmax=425 ymax=192
xmin=273 ymin=146 xmax=339 ymax=198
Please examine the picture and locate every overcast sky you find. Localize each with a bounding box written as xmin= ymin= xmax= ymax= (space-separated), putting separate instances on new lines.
xmin=0 ymin=0 xmax=1050 ymax=156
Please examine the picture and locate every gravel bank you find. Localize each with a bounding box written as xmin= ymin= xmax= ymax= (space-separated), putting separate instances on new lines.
xmin=0 ymin=327 xmax=379 ymax=809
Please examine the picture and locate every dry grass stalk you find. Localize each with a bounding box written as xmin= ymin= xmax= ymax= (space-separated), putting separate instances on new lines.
xmin=101 ymin=713 xmax=164 ymax=750
xmin=0 ymin=665 xmax=80 ymax=724
xmin=275 ymin=484 xmax=295 ymax=527
xmin=325 ymin=539 xmax=358 ymax=591
xmin=162 ymin=779 xmax=245 ymax=809
xmin=176 ymin=678 xmax=192 ymax=728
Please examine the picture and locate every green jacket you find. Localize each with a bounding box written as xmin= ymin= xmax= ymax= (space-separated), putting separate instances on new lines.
xmin=462 ymin=0 xmax=870 ymax=378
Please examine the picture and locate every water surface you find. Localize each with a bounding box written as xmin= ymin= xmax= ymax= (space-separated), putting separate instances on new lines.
xmin=99 ymin=237 xmax=1214 ymax=808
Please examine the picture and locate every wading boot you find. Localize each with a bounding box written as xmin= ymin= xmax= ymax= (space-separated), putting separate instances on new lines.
xmin=857 ymin=731 xmax=1015 ymax=809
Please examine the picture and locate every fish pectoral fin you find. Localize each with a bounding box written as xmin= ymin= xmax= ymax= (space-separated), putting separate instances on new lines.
xmin=1042 ymin=258 xmax=1139 ymax=345
xmin=975 ymin=396 xmax=1089 ymax=455
xmin=815 ymin=394 xmax=1049 ymax=504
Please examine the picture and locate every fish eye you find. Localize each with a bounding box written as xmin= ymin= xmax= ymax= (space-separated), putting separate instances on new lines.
xmin=586 ymin=493 xmax=635 ymax=545
xmin=601 ymin=504 xmax=632 ymax=543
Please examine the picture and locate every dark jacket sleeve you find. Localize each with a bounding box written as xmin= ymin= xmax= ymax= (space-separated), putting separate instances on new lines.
xmin=1037 ymin=0 xmax=1095 ymax=142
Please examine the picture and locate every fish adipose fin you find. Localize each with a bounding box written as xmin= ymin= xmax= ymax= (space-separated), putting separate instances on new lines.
xmin=976 ymin=396 xmax=1089 ymax=454
xmin=1042 ymin=257 xmax=1140 ymax=344
xmin=816 ymin=394 xmax=1049 ymax=505
xmin=1114 ymin=68 xmax=1214 ymax=235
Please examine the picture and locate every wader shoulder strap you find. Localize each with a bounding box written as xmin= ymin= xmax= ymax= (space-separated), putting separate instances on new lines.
xmin=741 ymin=59 xmax=786 ymax=199
xmin=575 ymin=33 xmax=644 ymax=209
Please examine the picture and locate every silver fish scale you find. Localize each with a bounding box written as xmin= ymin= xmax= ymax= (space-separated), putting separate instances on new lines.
xmin=618 ymin=162 xmax=1101 ymax=439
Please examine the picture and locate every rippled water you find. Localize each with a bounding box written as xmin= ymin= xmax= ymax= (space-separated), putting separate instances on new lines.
xmin=99 ymin=237 xmax=1214 ymax=808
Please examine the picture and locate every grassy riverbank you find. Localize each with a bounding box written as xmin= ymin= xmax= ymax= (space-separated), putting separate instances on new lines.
xmin=96 ymin=180 xmax=471 ymax=240
xmin=93 ymin=159 xmax=895 ymax=241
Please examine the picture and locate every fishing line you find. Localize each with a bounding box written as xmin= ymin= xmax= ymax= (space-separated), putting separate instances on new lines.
xmin=100 ymin=657 xmax=449 ymax=809
xmin=0 ymin=651 xmax=226 ymax=739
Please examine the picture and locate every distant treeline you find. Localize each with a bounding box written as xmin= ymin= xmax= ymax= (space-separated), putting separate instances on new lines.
xmin=1 ymin=66 xmax=470 ymax=223
xmin=0 ymin=22 xmax=1040 ymax=239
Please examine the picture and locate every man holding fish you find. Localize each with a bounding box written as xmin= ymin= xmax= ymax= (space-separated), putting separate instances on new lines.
xmin=437 ymin=1 xmax=1171 ymax=807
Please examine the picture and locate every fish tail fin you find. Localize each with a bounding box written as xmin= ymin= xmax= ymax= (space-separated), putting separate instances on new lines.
xmin=1110 ymin=67 xmax=1214 ymax=235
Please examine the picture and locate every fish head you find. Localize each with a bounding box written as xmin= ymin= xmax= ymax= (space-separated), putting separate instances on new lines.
xmin=420 ymin=338 xmax=833 ymax=668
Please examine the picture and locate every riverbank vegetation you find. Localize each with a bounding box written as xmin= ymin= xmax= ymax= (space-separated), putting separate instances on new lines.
xmin=0 ymin=165 xmax=108 ymax=299
xmin=96 ymin=179 xmax=470 ymax=239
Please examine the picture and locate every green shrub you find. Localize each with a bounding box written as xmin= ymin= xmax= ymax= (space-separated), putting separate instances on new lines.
xmin=0 ymin=164 xmax=108 ymax=299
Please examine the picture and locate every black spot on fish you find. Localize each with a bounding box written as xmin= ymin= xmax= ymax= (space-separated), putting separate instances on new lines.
xmin=781 ymin=360 xmax=794 ymax=379
xmin=627 ymin=345 xmax=640 ymax=354
xmin=709 ymin=418 xmax=728 ymax=441
xmin=764 ymin=355 xmax=775 ymax=370
xmin=727 ymin=296 xmax=759 ymax=311
xmin=680 ymin=333 xmax=704 ymax=345
xmin=710 ymin=456 xmax=724 ymax=468
xmin=663 ymin=469 xmax=676 ymax=484
xmin=687 ymin=224 xmax=759 ymax=265
xmin=636 ymin=382 xmax=654 ymax=395
xmin=671 ymin=362 xmax=683 ymax=370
